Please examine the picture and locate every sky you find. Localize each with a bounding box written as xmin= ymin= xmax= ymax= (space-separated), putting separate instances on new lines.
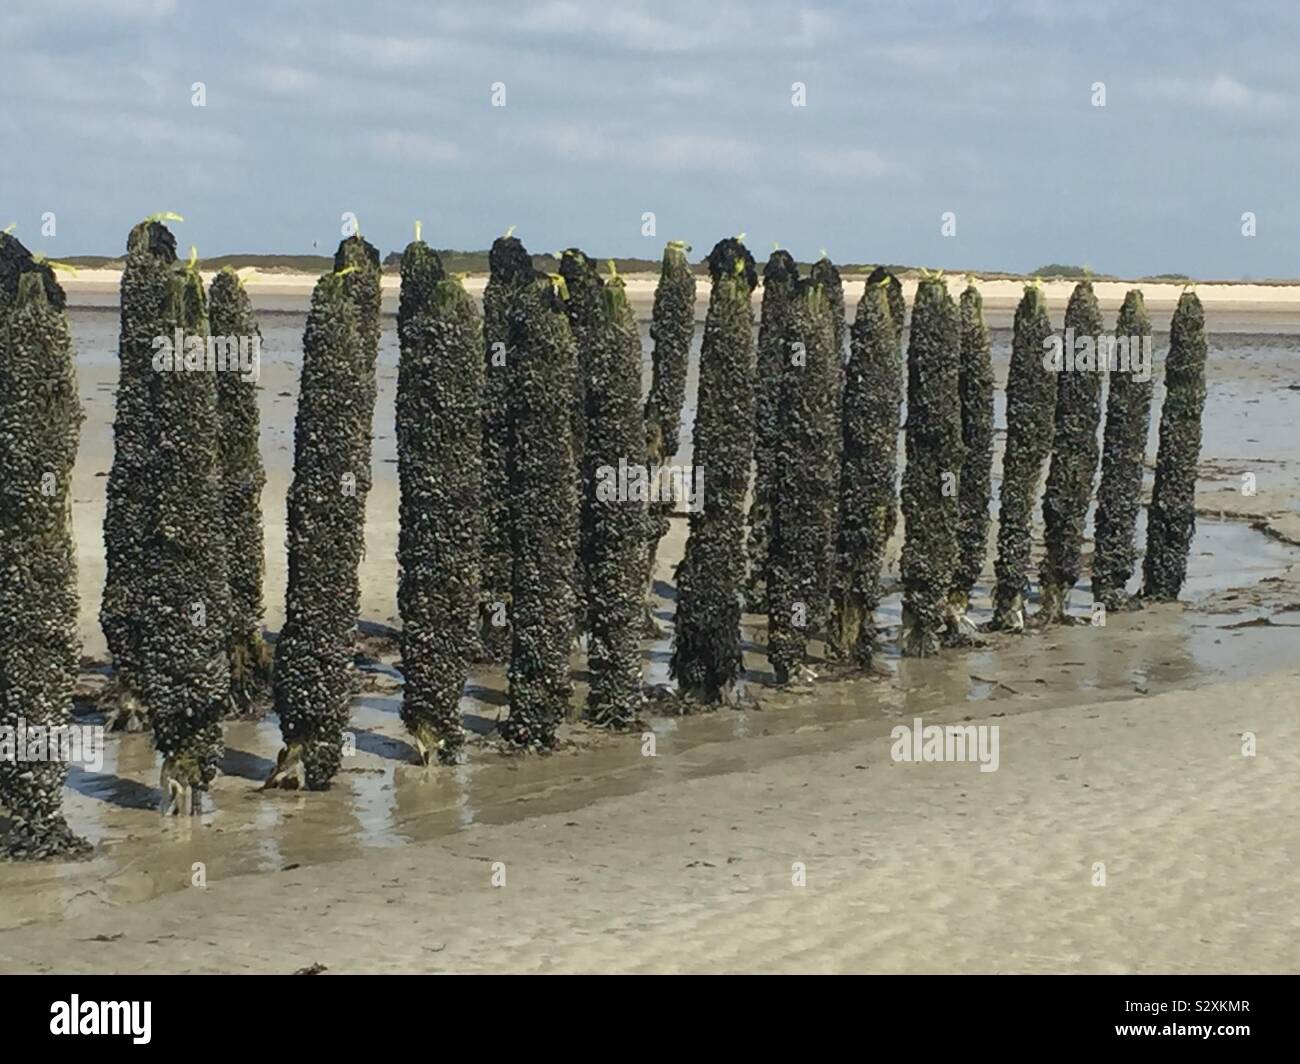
xmin=2 ymin=0 xmax=1298 ymax=278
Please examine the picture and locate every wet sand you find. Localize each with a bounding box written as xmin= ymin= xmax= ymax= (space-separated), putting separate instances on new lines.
xmin=2 ymin=302 xmax=1299 ymax=972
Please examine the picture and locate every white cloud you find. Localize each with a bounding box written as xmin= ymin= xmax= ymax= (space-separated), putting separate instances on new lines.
xmin=804 ymin=147 xmax=894 ymax=179
xmin=370 ymin=130 xmax=461 ymax=167
xmin=332 ymin=32 xmax=444 ymax=67
xmin=1151 ymin=73 xmax=1288 ymax=115
xmin=527 ymin=122 xmax=760 ymax=170
xmin=257 ymin=65 xmax=320 ymax=95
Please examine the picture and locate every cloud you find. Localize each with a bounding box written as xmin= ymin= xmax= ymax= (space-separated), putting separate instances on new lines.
xmin=331 ymin=32 xmax=445 ymax=67
xmin=255 ymin=65 xmax=321 ymax=95
xmin=528 ymin=122 xmax=760 ymax=170
xmin=370 ymin=130 xmax=461 ymax=167
xmin=1150 ymin=73 xmax=1288 ymax=115
xmin=803 ymin=147 xmax=894 ymax=179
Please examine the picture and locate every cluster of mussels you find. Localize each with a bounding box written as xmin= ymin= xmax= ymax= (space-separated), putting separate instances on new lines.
xmin=828 ymin=272 xmax=903 ymax=667
xmin=501 ymin=268 xmax=580 ymax=748
xmin=1092 ymin=291 xmax=1154 ymax=608
xmin=0 ymin=234 xmax=90 ymax=859
xmin=1038 ymin=280 xmax=1106 ymax=623
xmin=396 ymin=240 xmax=483 ymax=765
xmin=899 ymin=274 xmax=964 ymax=657
xmin=269 ymin=238 xmax=380 ymax=790
xmin=478 ymin=234 xmax=532 ymax=663
xmin=744 ymin=249 xmax=799 ymax=614
xmin=210 ymin=267 xmax=272 ymax=714
xmin=641 ymin=241 xmax=696 ymax=632
xmin=766 ymin=272 xmax=839 ymax=683
xmin=669 ymin=239 xmax=758 ymax=704
xmin=950 ymin=283 xmax=994 ymax=627
xmin=140 ymin=260 xmax=231 ymax=813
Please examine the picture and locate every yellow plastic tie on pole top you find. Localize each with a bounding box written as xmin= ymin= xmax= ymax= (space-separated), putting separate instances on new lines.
xmin=3 ymin=222 xmax=16 ymax=235
xmin=772 ymin=241 xmax=780 ymax=251
xmin=145 ymin=211 xmax=184 ymax=225
xmin=504 ymin=225 xmax=517 ymax=239
xmin=414 ymin=220 xmax=422 ymax=242
xmin=667 ymin=239 xmax=690 ymax=253
xmin=548 ymin=273 xmax=569 ymax=300
xmin=187 ymin=246 xmax=199 ymax=271
xmin=735 ymin=232 xmax=746 ymax=244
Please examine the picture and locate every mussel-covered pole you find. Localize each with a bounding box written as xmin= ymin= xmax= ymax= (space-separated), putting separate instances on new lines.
xmin=585 ymin=267 xmax=647 ymax=727
xmin=950 ymin=282 xmax=994 ymax=624
xmin=829 ymin=276 xmax=902 ymax=666
xmin=500 ymin=273 xmax=579 ymax=748
xmin=0 ymin=238 xmax=90 ymax=858
xmin=1092 ymin=290 xmax=1154 ymax=608
xmin=899 ymin=274 xmax=963 ymax=656
xmin=991 ymin=284 xmax=1057 ymax=630
xmin=767 ymin=276 xmax=839 ymax=682
xmin=867 ymin=266 xmax=907 ymax=349
xmin=1039 ymin=279 xmax=1104 ymax=623
xmin=336 ymin=234 xmax=382 ymax=494
xmin=479 ymin=234 xmax=533 ymax=662
xmin=396 ymin=240 xmax=483 ymax=764
xmin=744 ymin=250 xmax=799 ymax=612
xmin=642 ymin=241 xmax=696 ymax=630
xmin=267 ymin=262 xmax=366 ymax=790
xmin=101 ymin=219 xmax=178 ymax=731
xmin=558 ymin=248 xmax=604 ymax=633
xmin=1143 ymin=290 xmax=1208 ymax=601
xmin=141 ymin=261 xmax=231 ymax=814
xmin=209 ymin=267 xmax=271 ymax=713
xmin=671 ymin=238 xmax=758 ymax=704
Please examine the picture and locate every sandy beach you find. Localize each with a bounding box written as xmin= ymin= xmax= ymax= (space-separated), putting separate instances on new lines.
xmin=59 ymin=268 xmax=1300 ymax=333
xmin=1 ymin=668 xmax=1297 ymax=975
xmin=1 ymin=286 xmax=1299 ymax=973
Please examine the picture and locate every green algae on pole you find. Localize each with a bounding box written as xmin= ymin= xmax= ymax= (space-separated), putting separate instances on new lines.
xmin=0 ymin=241 xmax=91 ymax=858
xmin=828 ymin=276 xmax=902 ymax=666
xmin=991 ymin=283 xmax=1057 ymax=631
xmin=1038 ymin=279 xmax=1105 ymax=623
xmin=950 ymin=281 xmax=995 ymax=627
xmin=209 ymin=267 xmax=271 ymax=714
xmin=140 ymin=260 xmax=231 ymax=814
xmin=1092 ymin=290 xmax=1154 ymax=608
xmin=585 ymin=266 xmax=648 ymax=727
xmin=500 ymin=273 xmax=580 ymax=748
xmin=744 ymin=249 xmax=800 ymax=613
xmin=670 ymin=238 xmax=758 ymax=704
xmin=100 ymin=218 xmax=179 ymax=732
xmin=267 ymin=264 xmax=366 ymax=790
xmin=767 ymin=276 xmax=840 ymax=683
xmin=396 ymin=240 xmax=483 ymax=764
xmin=642 ymin=241 xmax=696 ymax=630
xmin=899 ymin=273 xmax=963 ymax=656
xmin=479 ymin=233 xmax=533 ymax=662
xmin=1142 ymin=289 xmax=1208 ymax=601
